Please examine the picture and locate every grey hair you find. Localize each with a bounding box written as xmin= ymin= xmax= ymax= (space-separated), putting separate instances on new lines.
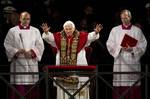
xmin=63 ymin=20 xmax=75 ymax=29
xmin=121 ymin=9 xmax=132 ymax=18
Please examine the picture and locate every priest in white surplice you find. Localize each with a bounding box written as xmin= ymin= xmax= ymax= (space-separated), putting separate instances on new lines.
xmin=106 ymin=9 xmax=147 ymax=99
xmin=41 ymin=20 xmax=103 ymax=99
xmin=4 ymin=11 xmax=44 ymax=99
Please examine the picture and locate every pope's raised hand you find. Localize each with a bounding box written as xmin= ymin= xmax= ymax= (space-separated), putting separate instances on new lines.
xmin=94 ymin=24 xmax=103 ymax=34
xmin=40 ymin=23 xmax=50 ymax=34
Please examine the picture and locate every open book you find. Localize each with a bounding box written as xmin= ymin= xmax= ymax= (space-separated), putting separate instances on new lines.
xmin=121 ymin=34 xmax=138 ymax=47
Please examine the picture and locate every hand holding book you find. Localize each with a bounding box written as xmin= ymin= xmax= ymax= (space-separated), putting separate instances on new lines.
xmin=122 ymin=45 xmax=133 ymax=52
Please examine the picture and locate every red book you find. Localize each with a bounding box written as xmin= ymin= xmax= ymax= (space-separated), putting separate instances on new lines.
xmin=121 ymin=34 xmax=138 ymax=47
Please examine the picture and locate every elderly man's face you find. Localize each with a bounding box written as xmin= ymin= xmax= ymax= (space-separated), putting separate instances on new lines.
xmin=120 ymin=11 xmax=131 ymax=25
xmin=20 ymin=12 xmax=31 ymax=26
xmin=64 ymin=25 xmax=75 ymax=36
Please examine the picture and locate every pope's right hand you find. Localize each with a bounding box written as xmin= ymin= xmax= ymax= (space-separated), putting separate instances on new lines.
xmin=40 ymin=23 xmax=50 ymax=34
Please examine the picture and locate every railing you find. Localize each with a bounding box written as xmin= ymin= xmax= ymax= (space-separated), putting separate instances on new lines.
xmin=0 ymin=64 xmax=149 ymax=99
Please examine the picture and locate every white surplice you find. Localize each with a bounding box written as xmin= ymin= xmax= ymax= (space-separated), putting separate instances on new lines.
xmin=4 ymin=26 xmax=44 ymax=85
xmin=106 ymin=25 xmax=147 ymax=86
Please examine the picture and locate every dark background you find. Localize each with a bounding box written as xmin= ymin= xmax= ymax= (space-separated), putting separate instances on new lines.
xmin=0 ymin=0 xmax=150 ymax=99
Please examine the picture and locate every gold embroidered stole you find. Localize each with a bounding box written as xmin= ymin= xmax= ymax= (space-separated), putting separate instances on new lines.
xmin=60 ymin=30 xmax=79 ymax=65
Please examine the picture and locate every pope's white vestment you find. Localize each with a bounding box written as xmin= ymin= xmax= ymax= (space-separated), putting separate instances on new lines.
xmin=42 ymin=31 xmax=99 ymax=99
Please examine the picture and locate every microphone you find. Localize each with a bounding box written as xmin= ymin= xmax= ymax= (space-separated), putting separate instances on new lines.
xmin=19 ymin=33 xmax=25 ymax=49
xmin=19 ymin=33 xmax=33 ymax=73
xmin=19 ymin=33 xmax=23 ymax=44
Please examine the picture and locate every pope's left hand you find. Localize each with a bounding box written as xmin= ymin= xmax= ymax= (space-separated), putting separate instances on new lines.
xmin=94 ymin=24 xmax=103 ymax=34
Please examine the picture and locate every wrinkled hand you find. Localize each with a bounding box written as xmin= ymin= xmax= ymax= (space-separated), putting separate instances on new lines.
xmin=122 ymin=46 xmax=133 ymax=52
xmin=24 ymin=50 xmax=32 ymax=59
xmin=15 ymin=49 xmax=25 ymax=58
xmin=40 ymin=23 xmax=50 ymax=34
xmin=121 ymin=43 xmax=133 ymax=52
xmin=94 ymin=24 xmax=103 ymax=34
